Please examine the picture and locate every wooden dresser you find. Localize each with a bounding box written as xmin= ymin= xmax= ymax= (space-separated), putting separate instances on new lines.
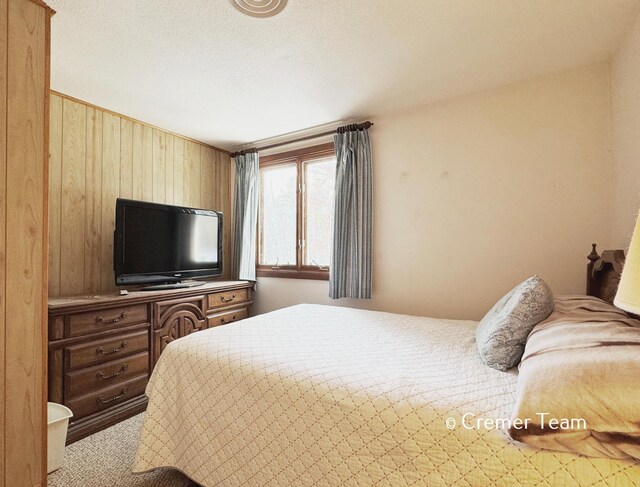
xmin=48 ymin=280 xmax=254 ymax=443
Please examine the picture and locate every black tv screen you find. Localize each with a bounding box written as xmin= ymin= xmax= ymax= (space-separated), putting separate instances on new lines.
xmin=114 ymin=199 xmax=222 ymax=286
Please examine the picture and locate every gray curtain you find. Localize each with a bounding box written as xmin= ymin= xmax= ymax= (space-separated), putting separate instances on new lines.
xmin=329 ymin=128 xmax=372 ymax=299
xmin=232 ymin=152 xmax=259 ymax=281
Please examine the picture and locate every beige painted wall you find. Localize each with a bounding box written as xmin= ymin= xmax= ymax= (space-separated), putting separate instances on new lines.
xmin=253 ymin=64 xmax=613 ymax=320
xmin=611 ymin=12 xmax=640 ymax=249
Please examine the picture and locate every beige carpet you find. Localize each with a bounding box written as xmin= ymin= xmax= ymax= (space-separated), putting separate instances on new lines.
xmin=48 ymin=414 xmax=198 ymax=487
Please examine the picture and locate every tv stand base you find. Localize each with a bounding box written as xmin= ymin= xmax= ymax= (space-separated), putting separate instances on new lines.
xmin=141 ymin=280 xmax=206 ymax=291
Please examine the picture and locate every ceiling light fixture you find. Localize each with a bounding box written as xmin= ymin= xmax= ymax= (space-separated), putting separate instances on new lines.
xmin=228 ymin=0 xmax=288 ymax=18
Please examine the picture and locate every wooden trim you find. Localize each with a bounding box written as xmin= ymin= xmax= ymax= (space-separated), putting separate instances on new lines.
xmin=259 ymin=156 xmax=297 ymax=169
xmin=50 ymin=90 xmax=231 ymax=155
xmin=257 ymin=143 xmax=335 ymax=280
xmin=259 ymin=142 xmax=334 ymax=165
xmin=296 ymin=157 xmax=303 ymax=270
xmin=0 ymin=1 xmax=7 ymax=482
xmin=25 ymin=0 xmax=54 ymax=12
xmin=256 ymin=267 xmax=329 ymax=280
xmin=257 ymin=166 xmax=263 ymax=265
xmin=4 ymin=1 xmax=49 ymax=483
xmin=41 ymin=5 xmax=52 ymax=482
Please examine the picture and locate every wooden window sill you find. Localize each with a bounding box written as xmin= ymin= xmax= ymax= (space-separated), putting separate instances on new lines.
xmin=256 ymin=268 xmax=329 ymax=281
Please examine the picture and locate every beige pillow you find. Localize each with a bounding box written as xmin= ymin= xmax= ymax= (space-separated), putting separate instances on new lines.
xmin=508 ymin=295 xmax=640 ymax=460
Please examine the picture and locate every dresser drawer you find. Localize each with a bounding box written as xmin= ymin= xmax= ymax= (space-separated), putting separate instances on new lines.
xmin=208 ymin=308 xmax=248 ymax=328
xmin=66 ymin=304 xmax=149 ymax=338
xmin=207 ymin=288 xmax=249 ymax=310
xmin=65 ymin=330 xmax=149 ymax=371
xmin=64 ymin=351 xmax=149 ymax=399
xmin=65 ymin=375 xmax=148 ymax=420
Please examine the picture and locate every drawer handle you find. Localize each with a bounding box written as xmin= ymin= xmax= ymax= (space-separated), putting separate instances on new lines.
xmin=96 ymin=364 xmax=129 ymax=380
xmin=96 ymin=387 xmax=128 ymax=405
xmin=220 ymin=315 xmax=237 ymax=325
xmin=96 ymin=312 xmax=127 ymax=324
xmin=220 ymin=294 xmax=236 ymax=303
xmin=96 ymin=341 xmax=127 ymax=355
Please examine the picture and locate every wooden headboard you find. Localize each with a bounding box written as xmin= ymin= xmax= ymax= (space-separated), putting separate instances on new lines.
xmin=586 ymin=244 xmax=625 ymax=304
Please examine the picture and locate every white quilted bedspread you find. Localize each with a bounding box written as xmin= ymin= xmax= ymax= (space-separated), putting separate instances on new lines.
xmin=133 ymin=304 xmax=640 ymax=486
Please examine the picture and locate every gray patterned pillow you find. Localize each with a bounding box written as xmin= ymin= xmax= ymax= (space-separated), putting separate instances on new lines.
xmin=476 ymin=276 xmax=553 ymax=371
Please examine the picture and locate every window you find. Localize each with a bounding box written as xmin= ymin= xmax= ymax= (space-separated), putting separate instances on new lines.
xmin=257 ymin=143 xmax=336 ymax=279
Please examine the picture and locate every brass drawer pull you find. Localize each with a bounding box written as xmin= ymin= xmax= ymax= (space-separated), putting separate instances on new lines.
xmin=220 ymin=315 xmax=237 ymax=325
xmin=96 ymin=387 xmax=128 ymax=405
xmin=96 ymin=364 xmax=128 ymax=380
xmin=96 ymin=341 xmax=127 ymax=355
xmin=96 ymin=312 xmax=127 ymax=324
xmin=220 ymin=294 xmax=236 ymax=303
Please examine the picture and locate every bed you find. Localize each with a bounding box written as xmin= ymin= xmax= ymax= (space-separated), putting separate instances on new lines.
xmin=133 ymin=248 xmax=640 ymax=486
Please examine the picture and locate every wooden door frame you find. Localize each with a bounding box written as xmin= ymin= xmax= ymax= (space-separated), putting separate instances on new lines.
xmin=2 ymin=1 xmax=52 ymax=485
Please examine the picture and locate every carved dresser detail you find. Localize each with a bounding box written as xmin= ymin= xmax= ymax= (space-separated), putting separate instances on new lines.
xmin=48 ymin=281 xmax=254 ymax=443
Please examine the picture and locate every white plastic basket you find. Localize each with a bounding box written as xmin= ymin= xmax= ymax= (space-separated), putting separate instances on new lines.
xmin=47 ymin=402 xmax=73 ymax=474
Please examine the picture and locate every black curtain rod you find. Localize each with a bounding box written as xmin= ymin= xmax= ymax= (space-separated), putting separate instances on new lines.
xmin=230 ymin=121 xmax=373 ymax=158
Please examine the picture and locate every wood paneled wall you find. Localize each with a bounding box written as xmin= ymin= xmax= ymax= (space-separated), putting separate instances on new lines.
xmin=2 ymin=0 xmax=51 ymax=485
xmin=48 ymin=92 xmax=232 ymax=297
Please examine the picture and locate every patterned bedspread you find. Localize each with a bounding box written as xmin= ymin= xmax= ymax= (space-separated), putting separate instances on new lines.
xmin=133 ymin=304 xmax=640 ymax=486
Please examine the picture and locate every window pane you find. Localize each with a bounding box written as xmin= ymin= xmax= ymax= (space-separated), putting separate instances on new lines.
xmin=304 ymin=157 xmax=336 ymax=267
xmin=259 ymin=164 xmax=297 ymax=265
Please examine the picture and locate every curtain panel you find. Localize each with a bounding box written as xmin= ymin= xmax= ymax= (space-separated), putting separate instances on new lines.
xmin=329 ymin=128 xmax=373 ymax=299
xmin=232 ymin=152 xmax=259 ymax=281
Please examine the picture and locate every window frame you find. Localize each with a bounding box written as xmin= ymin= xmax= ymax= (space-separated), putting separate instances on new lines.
xmin=256 ymin=142 xmax=336 ymax=280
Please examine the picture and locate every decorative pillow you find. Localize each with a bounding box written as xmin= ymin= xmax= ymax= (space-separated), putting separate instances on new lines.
xmin=508 ymin=295 xmax=640 ymax=460
xmin=476 ymin=275 xmax=553 ymax=371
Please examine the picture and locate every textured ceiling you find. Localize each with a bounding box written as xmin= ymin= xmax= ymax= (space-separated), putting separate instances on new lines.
xmin=48 ymin=0 xmax=640 ymax=149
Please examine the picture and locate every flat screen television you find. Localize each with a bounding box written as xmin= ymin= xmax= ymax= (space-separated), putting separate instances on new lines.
xmin=114 ymin=198 xmax=222 ymax=290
